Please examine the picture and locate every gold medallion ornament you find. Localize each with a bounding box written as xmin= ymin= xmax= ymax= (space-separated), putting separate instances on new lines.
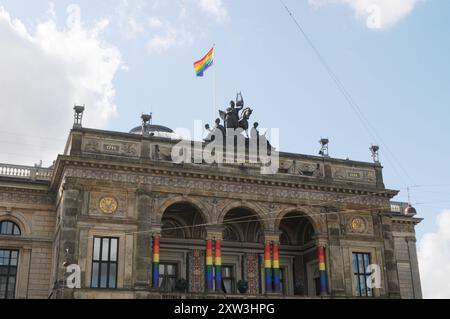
xmin=99 ymin=197 xmax=118 ymax=214
xmin=351 ymin=217 xmax=365 ymax=232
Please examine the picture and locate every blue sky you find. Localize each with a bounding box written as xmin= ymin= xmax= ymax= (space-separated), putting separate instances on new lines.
xmin=0 ymin=0 xmax=449 ymax=297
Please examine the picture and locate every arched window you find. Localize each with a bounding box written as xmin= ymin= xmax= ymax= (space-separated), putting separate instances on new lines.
xmin=0 ymin=221 xmax=21 ymax=236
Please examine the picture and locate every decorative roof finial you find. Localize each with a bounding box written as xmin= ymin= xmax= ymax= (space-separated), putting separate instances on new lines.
xmin=319 ymin=138 xmax=329 ymax=157
xmin=73 ymin=105 xmax=85 ymax=128
xmin=370 ymin=145 xmax=380 ymax=163
xmin=141 ymin=113 xmax=152 ymax=137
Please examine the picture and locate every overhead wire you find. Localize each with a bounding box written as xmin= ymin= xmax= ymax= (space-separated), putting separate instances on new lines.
xmin=92 ymin=187 xmax=407 ymax=238
xmin=277 ymin=0 xmax=416 ymax=189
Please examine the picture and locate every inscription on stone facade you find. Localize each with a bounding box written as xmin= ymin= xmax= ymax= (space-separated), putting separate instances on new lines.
xmin=83 ymin=138 xmax=140 ymax=158
xmin=332 ymin=166 xmax=376 ymax=185
xmin=103 ymin=144 xmax=120 ymax=153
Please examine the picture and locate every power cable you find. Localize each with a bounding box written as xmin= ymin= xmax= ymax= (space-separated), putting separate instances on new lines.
xmin=277 ymin=0 xmax=416 ymax=188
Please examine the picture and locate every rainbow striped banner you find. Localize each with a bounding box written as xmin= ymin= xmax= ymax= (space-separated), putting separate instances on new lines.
xmin=215 ymin=240 xmax=222 ymax=292
xmin=264 ymin=242 xmax=272 ymax=293
xmin=272 ymin=242 xmax=281 ymax=293
xmin=152 ymin=235 xmax=160 ymax=289
xmin=206 ymin=239 xmax=214 ymax=291
xmin=194 ymin=47 xmax=214 ymax=77
xmin=318 ymin=246 xmax=328 ymax=295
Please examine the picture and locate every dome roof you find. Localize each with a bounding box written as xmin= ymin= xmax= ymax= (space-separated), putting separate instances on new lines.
xmin=129 ymin=124 xmax=174 ymax=134
xmin=404 ymin=204 xmax=417 ymax=216
xmin=129 ymin=114 xmax=180 ymax=139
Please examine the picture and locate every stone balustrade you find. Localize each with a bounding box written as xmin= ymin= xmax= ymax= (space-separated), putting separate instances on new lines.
xmin=0 ymin=163 xmax=53 ymax=181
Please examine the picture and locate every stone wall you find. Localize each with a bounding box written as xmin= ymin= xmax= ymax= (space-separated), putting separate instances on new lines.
xmin=0 ymin=192 xmax=56 ymax=299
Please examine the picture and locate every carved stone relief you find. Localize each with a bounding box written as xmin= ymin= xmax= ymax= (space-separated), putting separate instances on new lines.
xmin=63 ymin=167 xmax=389 ymax=208
xmin=331 ymin=166 xmax=376 ymax=185
xmin=341 ymin=214 xmax=374 ymax=235
xmin=83 ymin=138 xmax=140 ymax=158
xmin=280 ymin=159 xmax=324 ymax=178
xmin=89 ymin=191 xmax=127 ymax=217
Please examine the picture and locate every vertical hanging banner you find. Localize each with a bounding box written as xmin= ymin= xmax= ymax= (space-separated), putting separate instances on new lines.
xmin=272 ymin=242 xmax=281 ymax=293
xmin=206 ymin=239 xmax=214 ymax=291
xmin=215 ymin=239 xmax=222 ymax=292
xmin=152 ymin=235 xmax=160 ymax=289
xmin=318 ymin=246 xmax=328 ymax=295
xmin=264 ymin=242 xmax=272 ymax=293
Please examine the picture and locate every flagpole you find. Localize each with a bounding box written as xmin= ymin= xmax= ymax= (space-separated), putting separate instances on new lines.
xmin=213 ymin=44 xmax=216 ymax=122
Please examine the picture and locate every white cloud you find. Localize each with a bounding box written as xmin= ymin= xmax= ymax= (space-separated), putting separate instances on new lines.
xmin=148 ymin=16 xmax=163 ymax=28
xmin=147 ymin=20 xmax=194 ymax=53
xmin=114 ymin=0 xmax=227 ymax=54
xmin=115 ymin=0 xmax=146 ymax=38
xmin=196 ymin=0 xmax=228 ymax=22
xmin=309 ymin=0 xmax=423 ymax=30
xmin=418 ymin=209 xmax=450 ymax=298
xmin=0 ymin=5 xmax=123 ymax=166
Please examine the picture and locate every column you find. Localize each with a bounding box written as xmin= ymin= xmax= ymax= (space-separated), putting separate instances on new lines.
xmin=206 ymin=239 xmax=214 ymax=291
xmin=152 ymin=234 xmax=161 ymax=289
xmin=318 ymin=246 xmax=328 ymax=296
xmin=134 ymin=193 xmax=155 ymax=290
xmin=272 ymin=242 xmax=281 ymax=293
xmin=56 ymin=186 xmax=81 ymax=299
xmin=264 ymin=241 xmax=272 ymax=293
xmin=381 ymin=215 xmax=401 ymax=298
xmin=215 ymin=239 xmax=222 ymax=292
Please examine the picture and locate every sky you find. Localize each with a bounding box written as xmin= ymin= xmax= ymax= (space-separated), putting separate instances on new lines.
xmin=0 ymin=0 xmax=449 ymax=298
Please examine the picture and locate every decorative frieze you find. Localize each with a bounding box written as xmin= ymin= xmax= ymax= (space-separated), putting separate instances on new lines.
xmin=0 ymin=190 xmax=54 ymax=206
xmin=280 ymin=159 xmax=324 ymax=178
xmin=332 ymin=166 xmax=376 ymax=185
xmin=63 ymin=167 xmax=389 ymax=207
xmin=83 ymin=138 xmax=140 ymax=158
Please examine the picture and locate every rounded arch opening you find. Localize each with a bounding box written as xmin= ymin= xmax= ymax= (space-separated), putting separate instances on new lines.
xmin=222 ymin=207 xmax=264 ymax=243
xmin=161 ymin=202 xmax=206 ymax=239
xmin=278 ymin=211 xmax=320 ymax=297
xmin=278 ymin=211 xmax=316 ymax=246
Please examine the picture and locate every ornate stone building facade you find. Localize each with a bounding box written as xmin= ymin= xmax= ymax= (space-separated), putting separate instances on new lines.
xmin=0 ymin=107 xmax=422 ymax=299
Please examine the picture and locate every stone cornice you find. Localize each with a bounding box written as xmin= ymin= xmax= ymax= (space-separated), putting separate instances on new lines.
xmin=51 ymin=156 xmax=397 ymax=200
xmin=54 ymin=160 xmax=396 ymax=210
xmin=391 ymin=215 xmax=423 ymax=225
xmin=0 ymin=185 xmax=55 ymax=207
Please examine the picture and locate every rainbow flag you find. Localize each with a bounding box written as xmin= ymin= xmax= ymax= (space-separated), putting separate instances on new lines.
xmin=152 ymin=235 xmax=160 ymax=289
xmin=206 ymin=239 xmax=214 ymax=291
xmin=194 ymin=47 xmax=214 ymax=77
xmin=264 ymin=242 xmax=272 ymax=292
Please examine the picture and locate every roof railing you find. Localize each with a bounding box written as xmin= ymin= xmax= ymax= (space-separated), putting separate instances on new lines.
xmin=0 ymin=163 xmax=53 ymax=181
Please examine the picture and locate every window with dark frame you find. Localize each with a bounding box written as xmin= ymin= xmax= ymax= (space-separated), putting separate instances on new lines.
xmin=221 ymin=265 xmax=235 ymax=294
xmin=159 ymin=263 xmax=178 ymax=292
xmin=352 ymin=252 xmax=373 ymax=297
xmin=91 ymin=237 xmax=118 ymax=289
xmin=0 ymin=221 xmax=21 ymax=236
xmin=0 ymin=249 xmax=19 ymax=299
